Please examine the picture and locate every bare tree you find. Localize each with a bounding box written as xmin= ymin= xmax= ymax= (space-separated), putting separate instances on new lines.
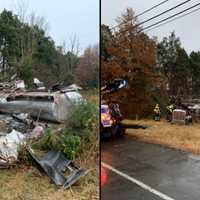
xmin=76 ymin=44 xmax=99 ymax=88
xmin=61 ymin=35 xmax=80 ymax=55
xmin=14 ymin=0 xmax=49 ymax=33
xmin=14 ymin=0 xmax=29 ymax=22
xmin=69 ymin=34 xmax=80 ymax=56
xmin=29 ymin=11 xmax=49 ymax=33
xmin=59 ymin=40 xmax=67 ymax=55
xmin=59 ymin=34 xmax=80 ymax=74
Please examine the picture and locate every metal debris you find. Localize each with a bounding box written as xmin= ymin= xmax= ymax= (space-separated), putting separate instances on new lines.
xmin=0 ymin=80 xmax=25 ymax=92
xmin=15 ymin=80 xmax=25 ymax=90
xmin=28 ymin=148 xmax=89 ymax=189
xmin=66 ymin=84 xmax=82 ymax=91
xmin=33 ymin=78 xmax=46 ymax=91
xmin=50 ymin=83 xmax=82 ymax=92
xmin=101 ymin=79 xmax=128 ymax=94
xmin=0 ymin=90 xmax=83 ymax=122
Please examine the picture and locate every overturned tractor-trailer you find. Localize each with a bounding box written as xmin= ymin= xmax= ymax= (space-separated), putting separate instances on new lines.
xmin=0 ymin=90 xmax=83 ymax=123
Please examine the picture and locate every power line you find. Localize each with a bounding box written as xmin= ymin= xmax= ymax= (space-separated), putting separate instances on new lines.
xmin=119 ymin=0 xmax=192 ymax=35
xmin=113 ymin=2 xmax=200 ymax=45
xmin=111 ymin=0 xmax=169 ymax=30
xmin=140 ymin=2 xmax=200 ymax=32
xmin=136 ymin=0 xmax=169 ymax=18
xmin=145 ymin=6 xmax=200 ymax=32
xmin=136 ymin=0 xmax=192 ymax=27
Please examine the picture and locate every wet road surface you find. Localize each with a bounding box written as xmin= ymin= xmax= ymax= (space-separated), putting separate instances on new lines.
xmin=102 ymin=169 xmax=163 ymax=200
xmin=101 ymin=136 xmax=200 ymax=200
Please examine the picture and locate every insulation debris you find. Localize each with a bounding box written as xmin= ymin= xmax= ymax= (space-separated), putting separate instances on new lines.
xmin=0 ymin=130 xmax=25 ymax=167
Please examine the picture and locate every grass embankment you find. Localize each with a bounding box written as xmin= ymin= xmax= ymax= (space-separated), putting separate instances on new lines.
xmin=0 ymin=90 xmax=99 ymax=200
xmin=82 ymin=88 xmax=99 ymax=105
xmin=124 ymin=119 xmax=200 ymax=154
xmin=0 ymin=163 xmax=98 ymax=200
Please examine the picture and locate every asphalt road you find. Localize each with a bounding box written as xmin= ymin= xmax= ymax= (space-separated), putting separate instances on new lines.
xmin=101 ymin=136 xmax=200 ymax=200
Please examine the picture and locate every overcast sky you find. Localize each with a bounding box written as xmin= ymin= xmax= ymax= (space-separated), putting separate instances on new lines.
xmin=0 ymin=0 xmax=99 ymax=54
xmin=102 ymin=0 xmax=200 ymax=53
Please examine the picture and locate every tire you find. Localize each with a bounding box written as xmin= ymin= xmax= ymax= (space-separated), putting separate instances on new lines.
xmin=101 ymin=124 xmax=125 ymax=140
xmin=113 ymin=124 xmax=125 ymax=137
xmin=101 ymin=125 xmax=112 ymax=140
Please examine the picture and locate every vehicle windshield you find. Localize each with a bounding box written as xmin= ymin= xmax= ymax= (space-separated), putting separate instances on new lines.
xmin=101 ymin=106 xmax=109 ymax=113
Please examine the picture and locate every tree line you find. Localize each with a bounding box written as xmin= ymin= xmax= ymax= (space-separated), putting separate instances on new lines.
xmin=101 ymin=8 xmax=200 ymax=118
xmin=0 ymin=9 xmax=99 ymax=88
xmin=157 ymin=31 xmax=200 ymax=98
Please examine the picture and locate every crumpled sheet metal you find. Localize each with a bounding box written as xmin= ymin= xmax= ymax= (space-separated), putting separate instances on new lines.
xmin=0 ymin=130 xmax=25 ymax=167
xmin=0 ymin=90 xmax=84 ymax=122
xmin=28 ymin=148 xmax=89 ymax=189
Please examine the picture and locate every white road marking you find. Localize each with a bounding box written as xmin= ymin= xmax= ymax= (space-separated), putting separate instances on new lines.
xmin=101 ymin=162 xmax=175 ymax=200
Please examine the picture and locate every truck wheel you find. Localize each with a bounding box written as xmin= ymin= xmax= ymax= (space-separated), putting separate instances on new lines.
xmin=114 ymin=124 xmax=125 ymax=137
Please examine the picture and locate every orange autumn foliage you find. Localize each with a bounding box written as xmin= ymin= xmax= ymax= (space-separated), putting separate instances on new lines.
xmin=101 ymin=8 xmax=162 ymax=118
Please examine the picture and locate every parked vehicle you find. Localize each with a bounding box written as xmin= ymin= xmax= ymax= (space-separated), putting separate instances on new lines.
xmin=101 ymin=102 xmax=125 ymax=138
xmin=101 ymin=79 xmax=127 ymax=139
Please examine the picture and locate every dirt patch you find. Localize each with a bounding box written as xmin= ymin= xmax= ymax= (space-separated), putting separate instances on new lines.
xmin=124 ymin=119 xmax=200 ymax=154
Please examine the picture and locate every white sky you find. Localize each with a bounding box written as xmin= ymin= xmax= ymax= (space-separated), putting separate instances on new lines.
xmin=102 ymin=0 xmax=200 ymax=53
xmin=0 ymin=0 xmax=99 ymax=53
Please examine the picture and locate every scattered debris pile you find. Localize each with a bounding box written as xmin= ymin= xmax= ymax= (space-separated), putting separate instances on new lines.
xmin=0 ymin=79 xmax=25 ymax=92
xmin=0 ymin=113 xmax=45 ymax=168
xmin=0 ymin=79 xmax=87 ymax=188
